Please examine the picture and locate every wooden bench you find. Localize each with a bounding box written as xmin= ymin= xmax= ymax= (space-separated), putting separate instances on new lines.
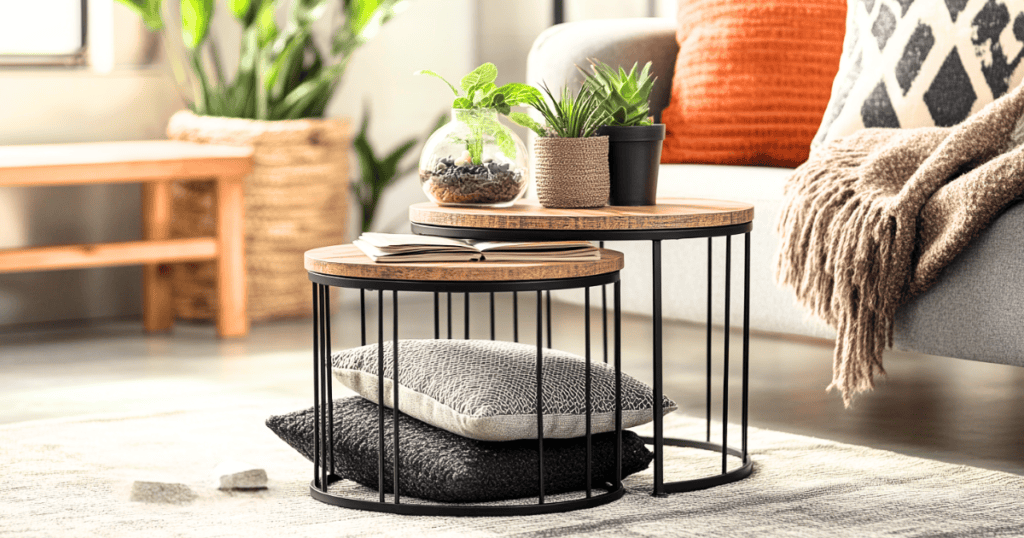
xmin=0 ymin=140 xmax=253 ymax=338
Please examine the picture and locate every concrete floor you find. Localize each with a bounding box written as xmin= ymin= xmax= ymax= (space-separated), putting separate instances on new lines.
xmin=2 ymin=292 xmax=1022 ymax=476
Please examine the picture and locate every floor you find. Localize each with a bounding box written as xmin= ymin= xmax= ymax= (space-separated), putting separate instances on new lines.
xmin=2 ymin=292 xmax=1022 ymax=476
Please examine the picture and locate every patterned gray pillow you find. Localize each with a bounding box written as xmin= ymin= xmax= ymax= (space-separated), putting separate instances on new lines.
xmin=814 ymin=0 xmax=1024 ymax=147
xmin=332 ymin=339 xmax=677 ymax=442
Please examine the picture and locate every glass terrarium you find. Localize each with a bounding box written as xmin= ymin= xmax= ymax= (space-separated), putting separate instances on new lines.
xmin=419 ymin=109 xmax=529 ymax=207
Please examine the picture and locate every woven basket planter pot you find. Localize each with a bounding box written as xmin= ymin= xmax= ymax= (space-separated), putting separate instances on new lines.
xmin=533 ymin=136 xmax=610 ymax=209
xmin=166 ymin=110 xmax=350 ymax=322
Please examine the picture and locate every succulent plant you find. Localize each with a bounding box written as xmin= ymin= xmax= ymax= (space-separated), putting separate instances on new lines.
xmin=580 ymin=59 xmax=656 ymax=127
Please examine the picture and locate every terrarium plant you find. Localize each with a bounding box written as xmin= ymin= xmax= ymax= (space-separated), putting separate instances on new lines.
xmin=415 ymin=63 xmax=541 ymax=207
xmin=580 ymin=59 xmax=665 ymax=206
xmin=509 ymin=83 xmax=611 ymax=208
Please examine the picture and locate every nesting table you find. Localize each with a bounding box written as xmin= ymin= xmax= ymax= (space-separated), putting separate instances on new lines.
xmin=304 ymin=244 xmax=628 ymax=516
xmin=410 ymin=198 xmax=755 ymax=495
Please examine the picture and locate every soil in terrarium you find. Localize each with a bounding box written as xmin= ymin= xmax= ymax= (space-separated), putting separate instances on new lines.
xmin=421 ymin=157 xmax=524 ymax=205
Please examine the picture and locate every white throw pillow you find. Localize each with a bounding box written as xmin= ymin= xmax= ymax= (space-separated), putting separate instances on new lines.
xmin=814 ymin=0 xmax=1024 ymax=147
xmin=332 ymin=339 xmax=677 ymax=442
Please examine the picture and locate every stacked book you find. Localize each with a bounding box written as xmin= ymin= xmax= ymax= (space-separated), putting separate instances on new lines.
xmin=354 ymin=233 xmax=599 ymax=263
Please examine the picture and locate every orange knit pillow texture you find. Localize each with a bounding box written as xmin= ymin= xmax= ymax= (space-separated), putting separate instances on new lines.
xmin=661 ymin=0 xmax=846 ymax=167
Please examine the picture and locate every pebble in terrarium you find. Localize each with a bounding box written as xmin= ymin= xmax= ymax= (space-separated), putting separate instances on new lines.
xmin=416 ymin=63 xmax=538 ymax=207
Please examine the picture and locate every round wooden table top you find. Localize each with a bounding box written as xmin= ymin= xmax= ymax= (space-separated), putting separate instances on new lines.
xmin=305 ymin=244 xmax=624 ymax=282
xmin=408 ymin=198 xmax=754 ymax=231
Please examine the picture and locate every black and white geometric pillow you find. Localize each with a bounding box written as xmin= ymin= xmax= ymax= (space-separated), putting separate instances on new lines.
xmin=813 ymin=0 xmax=1024 ymax=146
xmin=332 ymin=339 xmax=677 ymax=442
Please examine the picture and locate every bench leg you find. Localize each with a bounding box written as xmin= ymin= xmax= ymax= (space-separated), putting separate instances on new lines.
xmin=216 ymin=176 xmax=249 ymax=338
xmin=141 ymin=182 xmax=174 ymax=333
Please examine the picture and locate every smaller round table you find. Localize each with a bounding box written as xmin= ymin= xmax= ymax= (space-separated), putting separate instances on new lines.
xmin=410 ymin=198 xmax=755 ymax=496
xmin=304 ymin=244 xmax=628 ymax=516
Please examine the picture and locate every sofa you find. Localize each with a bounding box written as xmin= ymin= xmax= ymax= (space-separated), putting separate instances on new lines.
xmin=527 ymin=18 xmax=1024 ymax=368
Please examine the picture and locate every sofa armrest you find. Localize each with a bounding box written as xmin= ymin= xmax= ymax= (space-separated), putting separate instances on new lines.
xmin=526 ymin=18 xmax=678 ymax=122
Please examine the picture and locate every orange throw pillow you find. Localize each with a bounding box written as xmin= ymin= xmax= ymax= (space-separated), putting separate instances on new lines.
xmin=660 ymin=0 xmax=847 ymax=167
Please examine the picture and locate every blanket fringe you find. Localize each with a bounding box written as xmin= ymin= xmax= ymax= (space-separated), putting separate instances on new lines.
xmin=776 ymin=143 xmax=894 ymax=406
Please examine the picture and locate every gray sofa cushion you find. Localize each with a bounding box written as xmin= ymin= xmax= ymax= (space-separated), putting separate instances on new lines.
xmin=894 ymin=201 xmax=1024 ymax=367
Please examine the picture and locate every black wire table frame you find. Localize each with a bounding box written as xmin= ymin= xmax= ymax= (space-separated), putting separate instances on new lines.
xmin=411 ymin=220 xmax=755 ymax=496
xmin=307 ymin=269 xmax=626 ymax=516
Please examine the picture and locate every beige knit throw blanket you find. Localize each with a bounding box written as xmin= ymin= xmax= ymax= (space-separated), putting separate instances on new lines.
xmin=776 ymin=84 xmax=1024 ymax=406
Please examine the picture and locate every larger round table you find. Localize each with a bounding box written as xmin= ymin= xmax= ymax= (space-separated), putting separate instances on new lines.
xmin=410 ymin=198 xmax=755 ymax=495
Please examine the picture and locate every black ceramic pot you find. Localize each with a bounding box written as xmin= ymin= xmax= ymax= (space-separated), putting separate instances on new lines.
xmin=596 ymin=124 xmax=666 ymax=206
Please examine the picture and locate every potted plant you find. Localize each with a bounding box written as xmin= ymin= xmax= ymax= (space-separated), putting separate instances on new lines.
xmin=119 ymin=0 xmax=406 ymax=321
xmin=581 ymin=60 xmax=664 ymax=206
xmin=415 ymin=63 xmax=541 ymax=207
xmin=509 ymin=83 xmax=610 ymax=208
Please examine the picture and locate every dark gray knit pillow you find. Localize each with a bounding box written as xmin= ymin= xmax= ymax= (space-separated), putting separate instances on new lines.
xmin=266 ymin=397 xmax=653 ymax=503
xmin=332 ymin=339 xmax=677 ymax=441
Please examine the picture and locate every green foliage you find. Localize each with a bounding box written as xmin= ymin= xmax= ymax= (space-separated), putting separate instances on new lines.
xmin=580 ymin=59 xmax=656 ymax=127
xmin=510 ymin=82 xmax=609 ymax=138
xmin=353 ymin=108 xmax=447 ymax=232
xmin=415 ymin=63 xmax=540 ymax=164
xmin=117 ymin=0 xmax=407 ymax=120
xmin=120 ymin=0 xmax=164 ymax=30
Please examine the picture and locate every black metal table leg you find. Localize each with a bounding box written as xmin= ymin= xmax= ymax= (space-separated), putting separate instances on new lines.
xmin=652 ymin=240 xmax=665 ymax=496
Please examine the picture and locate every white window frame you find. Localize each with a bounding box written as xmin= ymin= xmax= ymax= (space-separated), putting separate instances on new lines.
xmin=0 ymin=0 xmax=89 ymax=67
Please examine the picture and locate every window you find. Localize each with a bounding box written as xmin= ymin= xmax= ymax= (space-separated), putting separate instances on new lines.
xmin=0 ymin=0 xmax=88 ymax=66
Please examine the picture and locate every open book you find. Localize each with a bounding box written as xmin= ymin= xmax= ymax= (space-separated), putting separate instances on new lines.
xmin=354 ymin=233 xmax=600 ymax=263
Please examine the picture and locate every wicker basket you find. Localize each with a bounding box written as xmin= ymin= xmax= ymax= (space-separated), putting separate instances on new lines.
xmin=534 ymin=136 xmax=610 ymax=208
xmin=166 ymin=110 xmax=350 ymax=322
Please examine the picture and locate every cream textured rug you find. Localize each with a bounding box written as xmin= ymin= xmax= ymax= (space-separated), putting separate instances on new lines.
xmin=2 ymin=396 xmax=1022 ymax=537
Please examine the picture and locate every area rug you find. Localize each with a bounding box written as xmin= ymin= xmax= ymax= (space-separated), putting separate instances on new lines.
xmin=2 ymin=396 xmax=1022 ymax=537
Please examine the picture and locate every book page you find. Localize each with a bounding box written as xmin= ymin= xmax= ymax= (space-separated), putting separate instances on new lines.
xmin=466 ymin=240 xmax=596 ymax=252
xmin=359 ymin=233 xmax=475 ymax=250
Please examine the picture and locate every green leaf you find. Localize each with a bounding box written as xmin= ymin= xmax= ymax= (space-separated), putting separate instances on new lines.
xmin=117 ymin=0 xmax=165 ymax=30
xmin=271 ymin=66 xmax=340 ymax=119
xmin=228 ymin=0 xmax=251 ymax=20
xmin=459 ymin=62 xmax=497 ymax=95
xmin=334 ymin=0 xmax=407 ymax=57
xmin=180 ymin=0 xmax=214 ymax=50
xmin=255 ymin=1 xmax=279 ymax=47
xmin=493 ymin=126 xmax=516 ymax=160
xmin=380 ymin=139 xmax=417 ymax=184
xmin=291 ymin=0 xmax=329 ymax=25
xmin=508 ymin=112 xmax=546 ymax=137
xmin=495 ymin=83 xmax=541 ymax=107
xmin=415 ymin=69 xmax=460 ymax=96
xmin=264 ymin=29 xmax=309 ymax=96
xmin=452 ymin=97 xmax=472 ymax=109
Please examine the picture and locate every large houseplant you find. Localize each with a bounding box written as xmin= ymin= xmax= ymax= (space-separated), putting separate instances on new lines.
xmin=510 ymin=82 xmax=611 ymax=208
xmin=581 ymin=60 xmax=664 ymax=206
xmin=120 ymin=0 xmax=407 ymax=321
